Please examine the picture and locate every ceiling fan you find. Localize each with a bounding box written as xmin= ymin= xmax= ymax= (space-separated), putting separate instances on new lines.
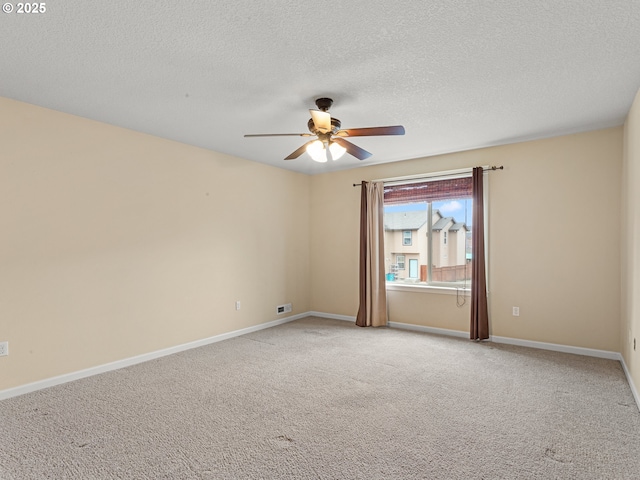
xmin=244 ymin=98 xmax=405 ymax=163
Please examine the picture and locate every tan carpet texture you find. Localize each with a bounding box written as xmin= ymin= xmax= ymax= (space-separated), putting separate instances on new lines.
xmin=1 ymin=317 xmax=639 ymax=479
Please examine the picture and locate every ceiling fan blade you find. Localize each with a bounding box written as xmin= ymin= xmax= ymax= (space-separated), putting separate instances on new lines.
xmin=309 ymin=109 xmax=331 ymax=133
xmin=244 ymin=133 xmax=313 ymax=137
xmin=332 ymin=137 xmax=372 ymax=161
xmin=336 ymin=125 xmax=405 ymax=137
xmin=284 ymin=140 xmax=316 ymax=160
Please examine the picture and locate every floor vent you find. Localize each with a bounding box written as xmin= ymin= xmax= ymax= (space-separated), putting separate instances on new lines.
xmin=276 ymin=303 xmax=292 ymax=315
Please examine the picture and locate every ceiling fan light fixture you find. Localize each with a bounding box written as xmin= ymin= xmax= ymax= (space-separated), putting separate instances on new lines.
xmin=329 ymin=141 xmax=346 ymax=160
xmin=306 ymin=140 xmax=327 ymax=163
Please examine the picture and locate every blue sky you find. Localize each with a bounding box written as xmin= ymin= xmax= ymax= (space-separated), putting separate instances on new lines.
xmin=384 ymin=199 xmax=472 ymax=226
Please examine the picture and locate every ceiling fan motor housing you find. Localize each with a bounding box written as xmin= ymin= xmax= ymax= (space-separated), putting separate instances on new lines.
xmin=307 ymin=117 xmax=341 ymax=135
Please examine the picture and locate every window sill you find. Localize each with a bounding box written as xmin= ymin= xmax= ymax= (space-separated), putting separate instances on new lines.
xmin=386 ymin=282 xmax=471 ymax=296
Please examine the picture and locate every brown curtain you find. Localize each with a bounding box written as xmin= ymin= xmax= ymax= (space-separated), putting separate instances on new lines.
xmin=356 ymin=181 xmax=388 ymax=327
xmin=470 ymin=167 xmax=489 ymax=340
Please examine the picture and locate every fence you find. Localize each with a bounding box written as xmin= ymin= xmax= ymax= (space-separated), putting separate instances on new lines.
xmin=420 ymin=264 xmax=471 ymax=282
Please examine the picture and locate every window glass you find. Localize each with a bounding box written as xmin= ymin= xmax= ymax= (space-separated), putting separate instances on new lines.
xmin=383 ymin=176 xmax=473 ymax=287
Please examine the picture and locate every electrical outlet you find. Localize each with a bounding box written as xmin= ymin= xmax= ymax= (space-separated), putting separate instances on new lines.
xmin=512 ymin=306 xmax=520 ymax=317
xmin=0 ymin=341 xmax=8 ymax=356
xmin=235 ymin=301 xmax=241 ymax=311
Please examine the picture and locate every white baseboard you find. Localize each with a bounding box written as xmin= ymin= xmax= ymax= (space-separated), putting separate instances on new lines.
xmin=489 ymin=334 xmax=621 ymax=360
xmin=307 ymin=311 xmax=356 ymax=322
xmin=388 ymin=321 xmax=470 ymax=339
xmin=619 ymin=355 xmax=640 ymax=413
xmin=3 ymin=311 xmax=638 ymax=414
xmin=386 ymin=320 xmax=621 ymax=361
xmin=0 ymin=312 xmax=307 ymax=401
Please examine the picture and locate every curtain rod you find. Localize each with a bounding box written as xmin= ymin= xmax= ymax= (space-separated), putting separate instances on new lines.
xmin=352 ymin=165 xmax=503 ymax=187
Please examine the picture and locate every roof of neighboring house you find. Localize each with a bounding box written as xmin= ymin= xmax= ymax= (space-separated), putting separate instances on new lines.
xmin=432 ymin=216 xmax=454 ymax=231
xmin=384 ymin=211 xmax=428 ymax=231
xmin=385 ymin=210 xmax=469 ymax=232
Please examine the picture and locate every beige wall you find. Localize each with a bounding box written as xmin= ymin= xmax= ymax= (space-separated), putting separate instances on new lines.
xmin=1 ymin=95 xmax=629 ymax=393
xmin=0 ymin=97 xmax=310 ymax=391
xmin=311 ymin=127 xmax=622 ymax=351
xmin=622 ymin=88 xmax=640 ymax=392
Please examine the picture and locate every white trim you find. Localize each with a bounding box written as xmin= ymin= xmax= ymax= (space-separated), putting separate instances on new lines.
xmin=619 ymin=355 xmax=640 ymax=413
xmin=388 ymin=321 xmax=469 ymax=339
xmin=386 ymin=283 xmax=471 ymax=296
xmin=489 ymin=334 xmax=620 ymax=360
xmin=3 ymin=311 xmax=638 ymax=414
xmin=307 ymin=311 xmax=355 ymax=322
xmin=388 ymin=322 xmax=619 ymax=360
xmin=0 ymin=313 xmax=307 ymax=401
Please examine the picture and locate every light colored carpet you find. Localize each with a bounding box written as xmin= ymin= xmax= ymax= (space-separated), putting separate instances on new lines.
xmin=1 ymin=317 xmax=639 ymax=479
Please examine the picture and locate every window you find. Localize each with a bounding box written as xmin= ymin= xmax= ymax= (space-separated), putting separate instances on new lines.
xmin=383 ymin=174 xmax=473 ymax=288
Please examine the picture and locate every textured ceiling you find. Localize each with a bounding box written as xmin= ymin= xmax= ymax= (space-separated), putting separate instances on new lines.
xmin=2 ymin=1 xmax=639 ymax=174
